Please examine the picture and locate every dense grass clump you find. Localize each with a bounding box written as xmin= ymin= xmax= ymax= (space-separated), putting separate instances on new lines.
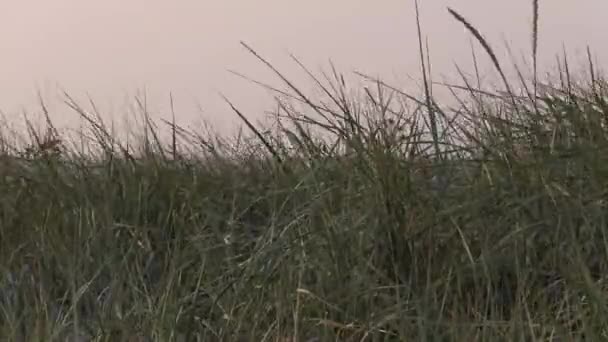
xmin=2 ymin=2 xmax=608 ymax=341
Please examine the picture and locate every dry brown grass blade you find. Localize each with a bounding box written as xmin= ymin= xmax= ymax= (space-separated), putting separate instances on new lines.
xmin=220 ymin=93 xmax=286 ymax=169
xmin=415 ymin=0 xmax=441 ymax=158
xmin=239 ymin=42 xmax=343 ymax=137
xmin=447 ymin=7 xmax=517 ymax=111
xmin=532 ymin=0 xmax=539 ymax=112
xmin=227 ymin=68 xmax=351 ymax=138
xmin=169 ymin=92 xmax=177 ymax=160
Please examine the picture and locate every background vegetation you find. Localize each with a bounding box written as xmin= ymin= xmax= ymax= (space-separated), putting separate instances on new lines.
xmin=2 ymin=1 xmax=608 ymax=340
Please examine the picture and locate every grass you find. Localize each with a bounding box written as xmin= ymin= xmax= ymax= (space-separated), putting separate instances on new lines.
xmin=2 ymin=1 xmax=608 ymax=340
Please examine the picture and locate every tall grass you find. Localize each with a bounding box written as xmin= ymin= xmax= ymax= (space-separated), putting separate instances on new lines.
xmin=2 ymin=2 xmax=608 ymax=341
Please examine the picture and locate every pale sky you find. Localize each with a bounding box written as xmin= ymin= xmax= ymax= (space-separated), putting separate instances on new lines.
xmin=1 ymin=1 xmax=606 ymax=135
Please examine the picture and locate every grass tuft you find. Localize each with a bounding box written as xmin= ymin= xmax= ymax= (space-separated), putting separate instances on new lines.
xmin=1 ymin=1 xmax=608 ymax=341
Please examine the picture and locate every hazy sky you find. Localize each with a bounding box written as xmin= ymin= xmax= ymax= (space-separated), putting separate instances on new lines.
xmin=1 ymin=0 xmax=606 ymax=134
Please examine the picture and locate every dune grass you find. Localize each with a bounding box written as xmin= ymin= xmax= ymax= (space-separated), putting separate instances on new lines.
xmin=2 ymin=1 xmax=608 ymax=341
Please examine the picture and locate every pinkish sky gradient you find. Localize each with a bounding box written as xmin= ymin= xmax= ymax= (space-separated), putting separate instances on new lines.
xmin=1 ymin=1 xmax=606 ymax=135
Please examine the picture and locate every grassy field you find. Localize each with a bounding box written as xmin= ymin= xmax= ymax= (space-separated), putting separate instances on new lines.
xmin=2 ymin=2 xmax=608 ymax=341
